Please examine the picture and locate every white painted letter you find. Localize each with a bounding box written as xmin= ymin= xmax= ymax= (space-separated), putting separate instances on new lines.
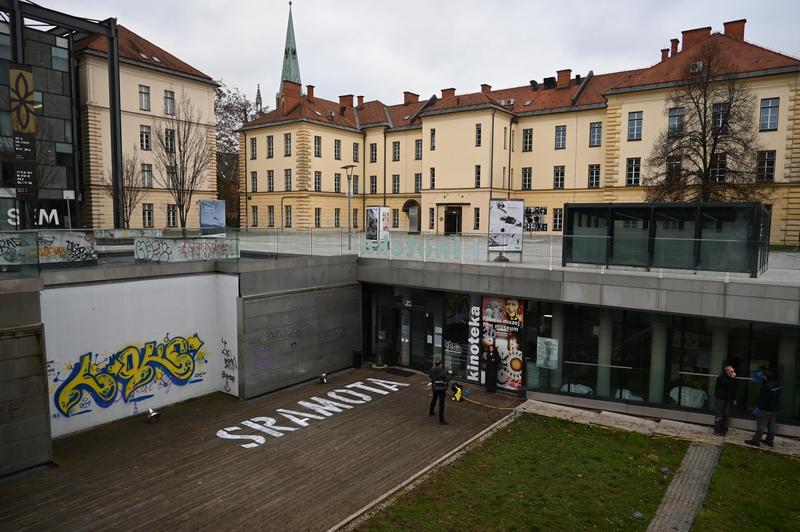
xmin=216 ymin=427 xmax=266 ymax=448
xmin=242 ymin=416 xmax=299 ymax=438
xmin=366 ymin=378 xmax=411 ymax=392
xmin=297 ymin=396 xmax=353 ymax=416
xmin=38 ymin=209 xmax=59 ymax=226
xmin=347 ymin=381 xmax=390 ymax=395
xmin=276 ymin=408 xmax=325 ymax=427
xmin=328 ymin=389 xmax=371 ymax=404
xmin=7 ymin=208 xmax=18 ymax=226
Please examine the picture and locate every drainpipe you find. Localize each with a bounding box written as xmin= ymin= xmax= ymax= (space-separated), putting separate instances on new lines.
xmin=507 ymin=117 xmax=514 ymax=199
xmin=383 ymin=129 xmax=387 ymax=207
xmin=243 ymin=132 xmax=249 ymax=229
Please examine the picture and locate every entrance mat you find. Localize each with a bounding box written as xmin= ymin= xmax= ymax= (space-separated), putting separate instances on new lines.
xmin=385 ymin=367 xmax=415 ymax=378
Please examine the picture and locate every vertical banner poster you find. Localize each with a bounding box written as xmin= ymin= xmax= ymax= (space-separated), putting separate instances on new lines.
xmin=365 ymin=206 xmax=380 ymax=241
xmin=489 ymin=199 xmax=524 ymax=252
xmin=536 ymin=337 xmax=558 ymax=369
xmin=482 ymin=296 xmax=524 ymax=391
xmin=10 ymin=64 xmax=38 ymax=200
xmin=199 ymin=199 xmax=226 ymax=235
xmin=379 ymin=206 xmax=391 ymax=240
xmin=443 ymin=293 xmax=483 ymax=382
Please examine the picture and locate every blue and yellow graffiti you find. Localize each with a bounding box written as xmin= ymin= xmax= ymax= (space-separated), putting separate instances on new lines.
xmin=54 ymin=334 xmax=205 ymax=417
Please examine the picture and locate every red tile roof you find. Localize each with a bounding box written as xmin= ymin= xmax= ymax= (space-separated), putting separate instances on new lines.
xmin=244 ymin=94 xmax=360 ymax=130
xmin=74 ymin=25 xmax=213 ymax=81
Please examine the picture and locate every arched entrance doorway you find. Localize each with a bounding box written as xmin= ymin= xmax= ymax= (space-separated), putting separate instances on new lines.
xmin=402 ymin=199 xmax=421 ymax=233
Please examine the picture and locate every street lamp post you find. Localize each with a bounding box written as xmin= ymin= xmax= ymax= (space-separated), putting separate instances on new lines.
xmin=341 ymin=164 xmax=356 ymax=250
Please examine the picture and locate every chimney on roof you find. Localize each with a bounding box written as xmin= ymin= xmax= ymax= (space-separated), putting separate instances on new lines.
xmin=441 ymin=88 xmax=455 ymax=99
xmin=403 ymin=91 xmax=419 ymax=104
xmin=670 ymin=38 xmax=679 ymax=56
xmin=339 ymin=94 xmax=354 ymax=107
xmin=357 ymin=95 xmax=364 ymax=108
xmin=481 ymin=83 xmax=492 ymax=94
xmin=661 ymin=48 xmax=670 ymax=62
xmin=556 ymin=69 xmax=571 ymax=90
xmin=529 ymin=80 xmax=539 ymax=91
xmin=281 ymin=80 xmax=302 ymax=112
xmin=724 ymin=19 xmax=746 ymax=41
xmin=681 ymin=26 xmax=711 ymax=51
xmin=306 ymin=84 xmax=315 ymax=101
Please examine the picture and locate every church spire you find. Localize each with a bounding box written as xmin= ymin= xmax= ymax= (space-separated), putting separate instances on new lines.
xmin=255 ymin=83 xmax=263 ymax=115
xmin=281 ymin=1 xmax=301 ymax=87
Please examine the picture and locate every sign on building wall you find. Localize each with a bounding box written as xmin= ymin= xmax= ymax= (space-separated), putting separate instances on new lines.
xmin=482 ymin=296 xmax=524 ymax=391
xmin=524 ymin=206 xmax=548 ymax=232
xmin=41 ymin=274 xmax=239 ymax=437
xmin=536 ymin=337 xmax=558 ymax=369
xmin=10 ymin=64 xmax=38 ymax=200
xmin=489 ymin=199 xmax=524 ymax=252
xmin=200 ymin=199 xmax=226 ymax=235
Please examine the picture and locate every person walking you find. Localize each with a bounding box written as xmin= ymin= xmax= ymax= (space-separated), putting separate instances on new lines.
xmin=484 ymin=345 xmax=499 ymax=393
xmin=745 ymin=367 xmax=782 ymax=447
xmin=429 ymin=359 xmax=449 ymax=425
xmin=713 ymin=364 xmax=737 ymax=436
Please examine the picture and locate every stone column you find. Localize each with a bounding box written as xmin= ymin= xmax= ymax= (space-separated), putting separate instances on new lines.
xmin=649 ymin=317 xmax=668 ymax=403
xmin=596 ymin=310 xmax=613 ymax=397
xmin=778 ymin=333 xmax=797 ymax=417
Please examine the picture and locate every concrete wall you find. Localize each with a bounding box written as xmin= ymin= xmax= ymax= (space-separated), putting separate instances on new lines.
xmin=236 ymin=255 xmax=361 ymax=398
xmin=0 ymin=277 xmax=50 ymax=477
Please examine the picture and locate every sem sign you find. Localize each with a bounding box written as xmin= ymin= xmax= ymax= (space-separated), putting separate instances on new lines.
xmin=7 ymin=207 xmax=60 ymax=227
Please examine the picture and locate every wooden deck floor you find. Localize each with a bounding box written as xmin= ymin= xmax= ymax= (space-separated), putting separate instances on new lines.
xmin=0 ymin=367 xmax=521 ymax=531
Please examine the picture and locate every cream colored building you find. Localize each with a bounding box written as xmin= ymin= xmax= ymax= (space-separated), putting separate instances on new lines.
xmin=75 ymin=26 xmax=217 ymax=229
xmin=242 ymin=19 xmax=800 ymax=244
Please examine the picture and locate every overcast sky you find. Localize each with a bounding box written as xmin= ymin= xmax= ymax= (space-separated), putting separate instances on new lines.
xmin=45 ymin=0 xmax=800 ymax=106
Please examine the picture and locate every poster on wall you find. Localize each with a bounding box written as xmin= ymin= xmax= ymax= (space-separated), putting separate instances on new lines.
xmin=536 ymin=337 xmax=558 ymax=369
xmin=443 ymin=293 xmax=483 ymax=383
xmin=489 ymin=199 xmax=524 ymax=252
xmin=482 ymin=296 xmax=524 ymax=390
xmin=524 ymin=206 xmax=548 ymax=232
xmin=366 ymin=206 xmax=380 ymax=241
xmin=380 ymin=206 xmax=391 ymax=240
xmin=200 ymin=199 xmax=226 ymax=235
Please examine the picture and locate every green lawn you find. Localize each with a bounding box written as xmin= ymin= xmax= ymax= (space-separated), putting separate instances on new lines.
xmin=694 ymin=444 xmax=800 ymax=532
xmin=359 ymin=413 xmax=688 ymax=531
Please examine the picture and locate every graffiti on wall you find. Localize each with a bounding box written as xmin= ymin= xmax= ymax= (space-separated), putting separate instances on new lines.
xmin=0 ymin=231 xmax=97 ymax=266
xmin=221 ymin=337 xmax=237 ymax=394
xmin=50 ymin=334 xmax=208 ymax=417
xmin=134 ymin=237 xmax=238 ymax=264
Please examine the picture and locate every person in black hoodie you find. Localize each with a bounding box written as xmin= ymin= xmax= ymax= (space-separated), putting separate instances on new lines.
xmin=428 ymin=359 xmax=449 ymax=425
xmin=745 ymin=367 xmax=782 ymax=447
xmin=713 ymin=364 xmax=737 ymax=436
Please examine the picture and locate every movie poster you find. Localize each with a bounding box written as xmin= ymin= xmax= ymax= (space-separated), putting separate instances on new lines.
xmin=366 ymin=207 xmax=379 ymax=241
xmin=482 ymin=296 xmax=524 ymax=390
xmin=488 ymin=199 xmax=524 ymax=252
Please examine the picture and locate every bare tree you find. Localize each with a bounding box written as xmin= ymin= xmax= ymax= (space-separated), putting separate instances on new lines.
xmin=104 ymin=147 xmax=147 ymax=228
xmin=214 ymin=81 xmax=258 ymax=155
xmin=152 ymin=93 xmax=213 ymax=235
xmin=644 ymin=41 xmax=770 ymax=203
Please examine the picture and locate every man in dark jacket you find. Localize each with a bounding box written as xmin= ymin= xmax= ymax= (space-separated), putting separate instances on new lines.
xmin=745 ymin=368 xmax=782 ymax=447
xmin=429 ymin=359 xmax=449 ymax=425
xmin=713 ymin=364 xmax=737 ymax=436
xmin=484 ymin=345 xmax=499 ymax=393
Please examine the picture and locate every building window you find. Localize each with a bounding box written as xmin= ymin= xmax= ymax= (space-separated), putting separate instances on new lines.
xmin=392 ymin=208 xmax=399 ymax=228
xmin=284 ymin=168 xmax=292 ymax=191
xmin=353 ymin=142 xmax=359 ymax=162
xmin=429 ymin=207 xmax=435 ymax=229
xmin=392 ymin=141 xmax=400 ymax=161
xmin=267 ymin=170 xmax=274 ymax=192
xmin=165 ymin=129 xmax=176 ymax=153
xmin=370 ymin=175 xmax=377 ymax=194
xmin=284 ymin=133 xmax=292 ymax=156
xmin=522 ymin=128 xmax=533 ymax=152
xmin=285 ymin=205 xmax=292 ymax=227
xmin=251 ymin=171 xmax=258 ymax=192
xmin=710 ymin=153 xmax=726 ymax=182
xmin=166 ymin=166 xmax=177 ymax=188
xmin=666 ymin=156 xmax=681 ymax=181
xmin=555 ymin=125 xmax=566 ymax=149
xmin=430 ymin=167 xmax=435 ymax=189
xmin=415 ymin=173 xmax=422 ymax=193
xmin=369 ymin=143 xmax=377 ymax=163
xmin=141 ymin=163 xmax=153 ymax=188
xmin=334 ymin=173 xmax=341 ymax=193
xmin=250 ymin=206 xmax=258 ymax=227
xmin=503 ymin=126 xmax=508 ymax=150
xmin=314 ymin=135 xmax=322 ymax=157
xmin=314 ymin=208 xmax=321 ymax=228
xmin=588 ymin=164 xmax=600 ymax=188
xmin=756 ymin=150 xmax=776 ymax=182
xmin=553 ymin=166 xmax=565 ymax=189
xmin=334 ymin=139 xmax=341 ymax=160
xmin=167 ymin=204 xmax=177 ymax=227
xmin=668 ymin=107 xmax=685 ymax=137
xmin=430 ymin=128 xmax=436 ymax=150
xmin=589 ymin=122 xmax=602 ymax=147
xmin=248 ymin=137 xmax=256 ymax=159
xmin=353 ymin=175 xmax=359 ymax=195
xmin=314 ymin=171 xmax=321 ymax=192
xmin=626 ymin=157 xmax=641 ymax=185
xmin=140 ymin=125 xmax=151 ymax=151
xmin=164 ymin=90 xmax=175 ymax=115
xmin=267 ymin=205 xmax=274 ymax=227
xmin=628 ymin=111 xmax=643 ymax=141
xmin=142 ymin=203 xmax=153 ymax=228
xmin=392 ymin=174 xmax=400 ymax=194
xmin=138 ymin=85 xmax=150 ymax=111
xmin=712 ymin=103 xmax=729 ymax=135
xmin=760 ymin=98 xmax=779 ymax=131
xmin=415 ymin=139 xmax=422 ymax=160
xmin=553 ymin=208 xmax=563 ymax=231
xmin=334 ymin=208 xmax=340 ymax=227
xmin=474 ymin=165 xmax=481 ymax=188
xmin=353 ymin=208 xmax=358 ymax=229
xmin=267 ymin=135 xmax=274 ymax=158
xmin=473 ymin=207 xmax=480 ymax=230
xmin=475 ymin=123 xmax=482 ymax=147
xmin=522 ymin=167 xmax=532 ymax=190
